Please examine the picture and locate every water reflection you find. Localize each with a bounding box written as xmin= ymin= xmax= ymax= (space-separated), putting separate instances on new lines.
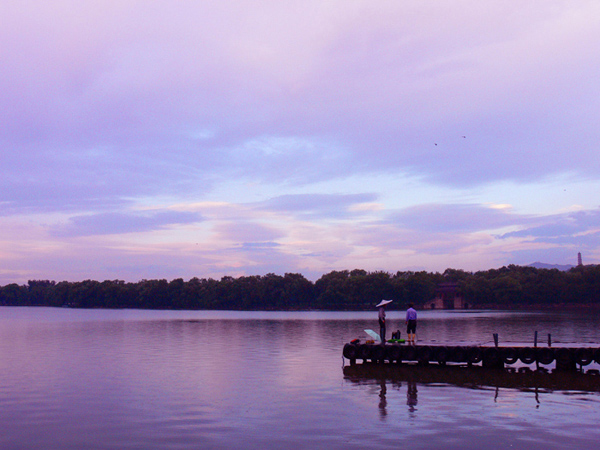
xmin=4 ymin=307 xmax=600 ymax=449
xmin=406 ymin=380 xmax=418 ymax=414
xmin=344 ymin=363 xmax=600 ymax=416
xmin=378 ymin=379 xmax=387 ymax=419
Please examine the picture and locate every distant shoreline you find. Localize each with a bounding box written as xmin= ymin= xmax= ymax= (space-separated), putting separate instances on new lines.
xmin=2 ymin=265 xmax=599 ymax=310
xmin=3 ymin=303 xmax=600 ymax=313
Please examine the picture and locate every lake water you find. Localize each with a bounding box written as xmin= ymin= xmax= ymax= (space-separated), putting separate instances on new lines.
xmin=2 ymin=307 xmax=600 ymax=449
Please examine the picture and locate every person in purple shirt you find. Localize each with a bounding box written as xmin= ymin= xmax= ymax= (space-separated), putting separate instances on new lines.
xmin=406 ymin=303 xmax=417 ymax=344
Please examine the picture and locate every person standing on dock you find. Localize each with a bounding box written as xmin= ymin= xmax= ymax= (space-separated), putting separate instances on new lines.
xmin=406 ymin=303 xmax=417 ymax=344
xmin=376 ymin=300 xmax=392 ymax=343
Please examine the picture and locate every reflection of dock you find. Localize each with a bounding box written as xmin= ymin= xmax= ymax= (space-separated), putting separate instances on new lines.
xmin=343 ymin=342 xmax=600 ymax=371
xmin=343 ymin=363 xmax=600 ymax=392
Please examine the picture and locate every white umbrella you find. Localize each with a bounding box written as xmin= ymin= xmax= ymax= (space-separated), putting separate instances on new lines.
xmin=364 ymin=329 xmax=382 ymax=342
xmin=375 ymin=299 xmax=392 ymax=307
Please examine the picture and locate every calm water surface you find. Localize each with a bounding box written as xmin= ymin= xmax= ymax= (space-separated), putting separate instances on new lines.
xmin=2 ymin=307 xmax=600 ymax=449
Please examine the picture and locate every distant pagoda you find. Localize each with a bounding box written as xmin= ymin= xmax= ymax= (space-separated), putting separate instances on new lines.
xmin=578 ymin=252 xmax=583 ymax=266
xmin=427 ymin=282 xmax=468 ymax=310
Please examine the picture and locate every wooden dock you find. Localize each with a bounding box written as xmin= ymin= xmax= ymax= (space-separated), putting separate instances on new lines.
xmin=342 ymin=342 xmax=600 ymax=371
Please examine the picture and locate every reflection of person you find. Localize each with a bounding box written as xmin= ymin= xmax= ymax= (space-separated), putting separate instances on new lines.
xmin=378 ymin=379 xmax=387 ymax=419
xmin=376 ymin=300 xmax=392 ymax=343
xmin=407 ymin=380 xmax=418 ymax=414
xmin=406 ymin=303 xmax=417 ymax=343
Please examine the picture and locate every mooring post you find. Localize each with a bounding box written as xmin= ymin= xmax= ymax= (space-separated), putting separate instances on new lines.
xmin=534 ymin=331 xmax=539 ymax=370
xmin=493 ymin=333 xmax=498 ymax=347
xmin=548 ymin=333 xmax=552 ymax=347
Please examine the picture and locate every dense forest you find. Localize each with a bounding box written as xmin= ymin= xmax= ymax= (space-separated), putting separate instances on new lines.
xmin=1 ymin=264 xmax=600 ymax=311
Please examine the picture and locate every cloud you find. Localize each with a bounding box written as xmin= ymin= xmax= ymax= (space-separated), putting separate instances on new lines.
xmin=224 ymin=136 xmax=356 ymax=185
xmin=213 ymin=221 xmax=284 ymax=243
xmin=259 ymin=193 xmax=378 ymax=219
xmin=388 ymin=203 xmax=520 ymax=233
xmin=374 ymin=204 xmax=600 ymax=263
xmin=240 ymin=242 xmax=280 ymax=250
xmin=2 ymin=1 xmax=599 ymax=210
xmin=500 ymin=208 xmax=600 ymax=247
xmin=51 ymin=210 xmax=202 ymax=237
xmin=2 ymin=2 xmax=600 ymax=283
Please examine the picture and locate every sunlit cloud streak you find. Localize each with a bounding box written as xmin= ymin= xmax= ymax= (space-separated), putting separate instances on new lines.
xmin=50 ymin=210 xmax=202 ymax=237
xmin=387 ymin=203 xmax=521 ymax=233
xmin=500 ymin=209 xmax=600 ymax=246
xmin=258 ymin=193 xmax=378 ymax=219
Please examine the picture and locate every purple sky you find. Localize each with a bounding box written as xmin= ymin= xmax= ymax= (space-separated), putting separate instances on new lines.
xmin=2 ymin=1 xmax=600 ymax=284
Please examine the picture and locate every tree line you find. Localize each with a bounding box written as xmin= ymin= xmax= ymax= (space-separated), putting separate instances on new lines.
xmin=1 ymin=264 xmax=599 ymax=310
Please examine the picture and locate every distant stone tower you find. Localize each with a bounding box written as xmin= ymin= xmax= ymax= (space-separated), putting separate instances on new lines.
xmin=578 ymin=252 xmax=583 ymax=266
